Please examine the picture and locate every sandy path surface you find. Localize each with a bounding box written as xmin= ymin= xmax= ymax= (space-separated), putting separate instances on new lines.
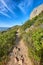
xmin=7 ymin=33 xmax=33 ymax=65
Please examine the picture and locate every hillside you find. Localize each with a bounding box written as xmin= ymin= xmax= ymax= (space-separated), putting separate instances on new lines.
xmin=20 ymin=11 xmax=43 ymax=65
xmin=30 ymin=4 xmax=43 ymax=19
xmin=0 ymin=26 xmax=19 ymax=65
xmin=0 ymin=11 xmax=43 ymax=65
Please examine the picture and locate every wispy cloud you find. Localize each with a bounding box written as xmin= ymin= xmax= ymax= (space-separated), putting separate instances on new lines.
xmin=0 ymin=11 xmax=11 ymax=18
xmin=19 ymin=7 xmax=26 ymax=14
xmin=0 ymin=0 xmax=14 ymax=14
xmin=0 ymin=1 xmax=11 ymax=18
xmin=18 ymin=2 xmax=26 ymax=14
xmin=24 ymin=0 xmax=33 ymax=7
xmin=18 ymin=0 xmax=33 ymax=14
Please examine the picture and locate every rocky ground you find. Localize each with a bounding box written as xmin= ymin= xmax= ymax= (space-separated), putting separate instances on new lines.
xmin=7 ymin=32 xmax=33 ymax=65
xmin=30 ymin=4 xmax=43 ymax=19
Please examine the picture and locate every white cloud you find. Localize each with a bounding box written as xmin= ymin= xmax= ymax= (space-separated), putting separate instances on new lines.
xmin=18 ymin=2 xmax=26 ymax=14
xmin=18 ymin=0 xmax=33 ymax=14
xmin=0 ymin=11 xmax=11 ymax=18
xmin=0 ymin=3 xmax=8 ymax=12
xmin=0 ymin=0 xmax=17 ymax=18
xmin=0 ymin=0 xmax=15 ymax=14
xmin=24 ymin=0 xmax=33 ymax=7
xmin=0 ymin=1 xmax=11 ymax=17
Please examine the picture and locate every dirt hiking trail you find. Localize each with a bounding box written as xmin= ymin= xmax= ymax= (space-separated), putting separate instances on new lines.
xmin=7 ymin=32 xmax=33 ymax=65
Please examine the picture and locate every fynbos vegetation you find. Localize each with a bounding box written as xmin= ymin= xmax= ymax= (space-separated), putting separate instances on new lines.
xmin=0 ymin=12 xmax=43 ymax=65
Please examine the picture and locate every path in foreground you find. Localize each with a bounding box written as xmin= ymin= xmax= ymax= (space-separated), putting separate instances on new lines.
xmin=7 ymin=33 xmax=33 ymax=65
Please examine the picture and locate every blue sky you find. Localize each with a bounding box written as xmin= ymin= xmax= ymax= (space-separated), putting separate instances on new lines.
xmin=0 ymin=0 xmax=43 ymax=27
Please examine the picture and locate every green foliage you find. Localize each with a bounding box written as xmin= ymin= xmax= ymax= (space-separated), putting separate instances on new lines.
xmin=21 ymin=12 xmax=43 ymax=65
xmin=0 ymin=11 xmax=43 ymax=65
xmin=23 ymin=28 xmax=43 ymax=63
xmin=0 ymin=26 xmax=19 ymax=64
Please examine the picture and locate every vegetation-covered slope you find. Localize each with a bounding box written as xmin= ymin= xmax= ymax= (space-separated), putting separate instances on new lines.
xmin=20 ymin=11 xmax=43 ymax=65
xmin=0 ymin=12 xmax=43 ymax=65
xmin=21 ymin=11 xmax=43 ymax=31
xmin=0 ymin=26 xmax=19 ymax=65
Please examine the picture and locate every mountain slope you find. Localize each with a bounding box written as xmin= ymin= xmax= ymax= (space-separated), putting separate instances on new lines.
xmin=30 ymin=4 xmax=43 ymax=19
xmin=0 ymin=26 xmax=19 ymax=65
xmin=0 ymin=8 xmax=43 ymax=65
xmin=20 ymin=11 xmax=43 ymax=65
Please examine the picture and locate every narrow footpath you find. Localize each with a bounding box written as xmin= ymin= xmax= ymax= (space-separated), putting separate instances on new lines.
xmin=7 ymin=32 xmax=33 ymax=65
